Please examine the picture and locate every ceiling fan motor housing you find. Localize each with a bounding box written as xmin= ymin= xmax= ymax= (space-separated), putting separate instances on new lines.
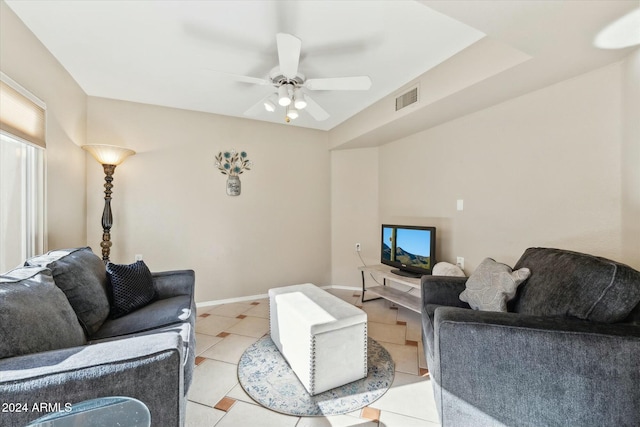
xmin=269 ymin=68 xmax=305 ymax=89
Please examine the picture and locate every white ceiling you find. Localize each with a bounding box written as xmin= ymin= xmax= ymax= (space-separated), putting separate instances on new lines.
xmin=6 ymin=1 xmax=639 ymax=133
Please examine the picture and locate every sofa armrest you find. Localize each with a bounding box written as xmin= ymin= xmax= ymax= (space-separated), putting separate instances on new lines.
xmin=421 ymin=275 xmax=469 ymax=308
xmin=152 ymin=269 xmax=195 ymax=300
xmin=433 ymin=307 xmax=640 ymax=427
xmin=0 ymin=332 xmax=184 ymax=427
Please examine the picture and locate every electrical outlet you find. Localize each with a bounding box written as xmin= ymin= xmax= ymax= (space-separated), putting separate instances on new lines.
xmin=135 ymin=254 xmax=143 ymax=261
xmin=456 ymin=257 xmax=464 ymax=270
xmin=355 ymin=243 xmax=361 ymax=252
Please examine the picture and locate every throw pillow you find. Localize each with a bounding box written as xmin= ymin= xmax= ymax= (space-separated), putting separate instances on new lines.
xmin=0 ymin=266 xmax=86 ymax=358
xmin=106 ymin=260 xmax=157 ymax=319
xmin=512 ymin=247 xmax=640 ymax=323
xmin=459 ymin=258 xmax=531 ymax=312
xmin=25 ymin=247 xmax=110 ymax=336
xmin=432 ymin=262 xmax=466 ymax=277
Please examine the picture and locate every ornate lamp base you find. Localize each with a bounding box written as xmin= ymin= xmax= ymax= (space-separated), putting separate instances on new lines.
xmin=101 ymin=164 xmax=116 ymax=262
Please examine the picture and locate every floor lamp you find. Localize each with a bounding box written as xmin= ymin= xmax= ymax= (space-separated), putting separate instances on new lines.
xmin=82 ymin=144 xmax=135 ymax=262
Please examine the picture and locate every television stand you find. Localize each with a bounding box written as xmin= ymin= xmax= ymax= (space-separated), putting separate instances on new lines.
xmin=357 ymin=264 xmax=423 ymax=313
xmin=390 ymin=269 xmax=422 ymax=279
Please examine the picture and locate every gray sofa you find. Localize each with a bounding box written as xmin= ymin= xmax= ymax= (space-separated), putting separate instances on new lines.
xmin=421 ymin=247 xmax=640 ymax=427
xmin=0 ymin=247 xmax=195 ymax=427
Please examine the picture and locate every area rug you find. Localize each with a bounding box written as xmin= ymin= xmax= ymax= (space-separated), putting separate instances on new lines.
xmin=237 ymin=335 xmax=395 ymax=416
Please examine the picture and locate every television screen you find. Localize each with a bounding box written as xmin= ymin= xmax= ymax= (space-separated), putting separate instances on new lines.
xmin=381 ymin=224 xmax=436 ymax=277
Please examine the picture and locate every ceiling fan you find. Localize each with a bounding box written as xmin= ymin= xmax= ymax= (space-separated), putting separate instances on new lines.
xmin=226 ymin=33 xmax=372 ymax=123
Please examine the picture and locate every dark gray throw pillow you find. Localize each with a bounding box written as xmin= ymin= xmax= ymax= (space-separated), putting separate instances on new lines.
xmin=513 ymin=247 xmax=640 ymax=323
xmin=25 ymin=247 xmax=110 ymax=336
xmin=106 ymin=260 xmax=157 ymax=319
xmin=0 ymin=266 xmax=86 ymax=358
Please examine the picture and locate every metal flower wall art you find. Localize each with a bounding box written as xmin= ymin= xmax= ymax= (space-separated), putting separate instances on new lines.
xmin=215 ymin=150 xmax=252 ymax=196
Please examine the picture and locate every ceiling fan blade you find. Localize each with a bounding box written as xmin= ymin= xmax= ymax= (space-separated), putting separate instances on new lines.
xmin=212 ymin=70 xmax=269 ymax=86
xmin=244 ymin=93 xmax=275 ymax=116
xmin=276 ymin=33 xmax=302 ymax=79
xmin=304 ymin=76 xmax=372 ymax=91
xmin=229 ymin=75 xmax=269 ymax=85
xmin=304 ymin=95 xmax=330 ymax=121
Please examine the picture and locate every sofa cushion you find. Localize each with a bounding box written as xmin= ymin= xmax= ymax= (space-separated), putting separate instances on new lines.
xmin=513 ymin=247 xmax=640 ymax=323
xmin=0 ymin=266 xmax=86 ymax=358
xmin=90 ymin=295 xmax=193 ymax=340
xmin=460 ymin=258 xmax=530 ymax=312
xmin=106 ymin=260 xmax=157 ymax=319
xmin=25 ymin=247 xmax=110 ymax=336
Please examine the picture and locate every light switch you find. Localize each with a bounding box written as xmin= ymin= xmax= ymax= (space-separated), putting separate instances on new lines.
xmin=457 ymin=199 xmax=464 ymax=211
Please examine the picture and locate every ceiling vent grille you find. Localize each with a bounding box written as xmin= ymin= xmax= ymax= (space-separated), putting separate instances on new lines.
xmin=395 ymin=86 xmax=418 ymax=111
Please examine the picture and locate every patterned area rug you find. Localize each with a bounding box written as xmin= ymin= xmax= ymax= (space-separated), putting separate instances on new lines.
xmin=238 ymin=335 xmax=395 ymax=416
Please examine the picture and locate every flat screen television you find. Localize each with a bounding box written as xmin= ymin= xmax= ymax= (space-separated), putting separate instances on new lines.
xmin=381 ymin=224 xmax=436 ymax=277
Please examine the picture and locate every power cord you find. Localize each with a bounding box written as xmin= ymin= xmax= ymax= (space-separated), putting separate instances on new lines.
xmin=356 ymin=249 xmax=383 ymax=286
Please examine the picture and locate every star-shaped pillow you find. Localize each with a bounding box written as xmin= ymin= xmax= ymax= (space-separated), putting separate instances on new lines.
xmin=459 ymin=258 xmax=531 ymax=312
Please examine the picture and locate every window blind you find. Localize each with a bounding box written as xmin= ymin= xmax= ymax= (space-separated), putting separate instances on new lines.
xmin=0 ymin=74 xmax=46 ymax=148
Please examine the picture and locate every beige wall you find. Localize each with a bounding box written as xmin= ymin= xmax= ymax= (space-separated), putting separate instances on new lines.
xmin=0 ymin=1 xmax=87 ymax=251
xmin=86 ymin=97 xmax=331 ymax=303
xmin=330 ymin=148 xmax=379 ymax=286
xmin=379 ymin=62 xmax=625 ymax=273
xmin=621 ymin=48 xmax=640 ymax=267
xmin=331 ymin=59 xmax=635 ymax=287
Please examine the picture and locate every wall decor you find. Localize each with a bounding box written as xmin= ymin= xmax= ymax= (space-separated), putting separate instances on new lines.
xmin=215 ymin=150 xmax=252 ymax=196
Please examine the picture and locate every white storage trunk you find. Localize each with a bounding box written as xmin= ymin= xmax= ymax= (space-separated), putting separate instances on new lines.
xmin=268 ymin=283 xmax=368 ymax=395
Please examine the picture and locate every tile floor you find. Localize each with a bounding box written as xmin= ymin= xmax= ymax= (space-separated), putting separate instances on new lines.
xmin=187 ymin=288 xmax=441 ymax=427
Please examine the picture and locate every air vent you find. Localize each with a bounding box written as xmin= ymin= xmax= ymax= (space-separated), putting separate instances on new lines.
xmin=395 ymin=86 xmax=418 ymax=111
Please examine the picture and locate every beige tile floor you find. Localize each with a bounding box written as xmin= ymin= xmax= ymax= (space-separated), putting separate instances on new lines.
xmin=187 ymin=288 xmax=441 ymax=427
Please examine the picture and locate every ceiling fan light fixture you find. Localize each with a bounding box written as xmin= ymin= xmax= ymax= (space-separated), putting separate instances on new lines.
xmin=278 ymin=85 xmax=291 ymax=106
xmin=294 ymin=89 xmax=307 ymax=110
xmin=286 ymin=105 xmax=299 ymax=120
xmin=264 ymin=99 xmax=276 ymax=112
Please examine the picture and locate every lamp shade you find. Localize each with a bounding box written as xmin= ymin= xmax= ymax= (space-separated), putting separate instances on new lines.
xmin=278 ymin=85 xmax=291 ymax=107
xmin=286 ymin=106 xmax=299 ymax=120
xmin=293 ymin=88 xmax=307 ymax=110
xmin=82 ymin=144 xmax=135 ymax=166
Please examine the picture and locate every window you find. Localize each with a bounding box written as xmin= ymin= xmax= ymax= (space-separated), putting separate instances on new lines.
xmin=0 ymin=73 xmax=46 ymax=272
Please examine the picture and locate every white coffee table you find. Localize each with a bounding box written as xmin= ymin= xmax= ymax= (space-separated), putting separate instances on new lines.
xmin=269 ymin=283 xmax=368 ymax=395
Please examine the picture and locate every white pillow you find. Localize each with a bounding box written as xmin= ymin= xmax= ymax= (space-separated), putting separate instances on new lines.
xmin=459 ymin=258 xmax=530 ymax=312
xmin=432 ymin=262 xmax=466 ymax=277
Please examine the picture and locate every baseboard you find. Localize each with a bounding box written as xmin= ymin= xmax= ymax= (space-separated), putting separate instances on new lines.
xmin=196 ymin=293 xmax=269 ymax=309
xmin=195 ymin=285 xmax=361 ymax=308
xmin=330 ymin=285 xmax=360 ymax=291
